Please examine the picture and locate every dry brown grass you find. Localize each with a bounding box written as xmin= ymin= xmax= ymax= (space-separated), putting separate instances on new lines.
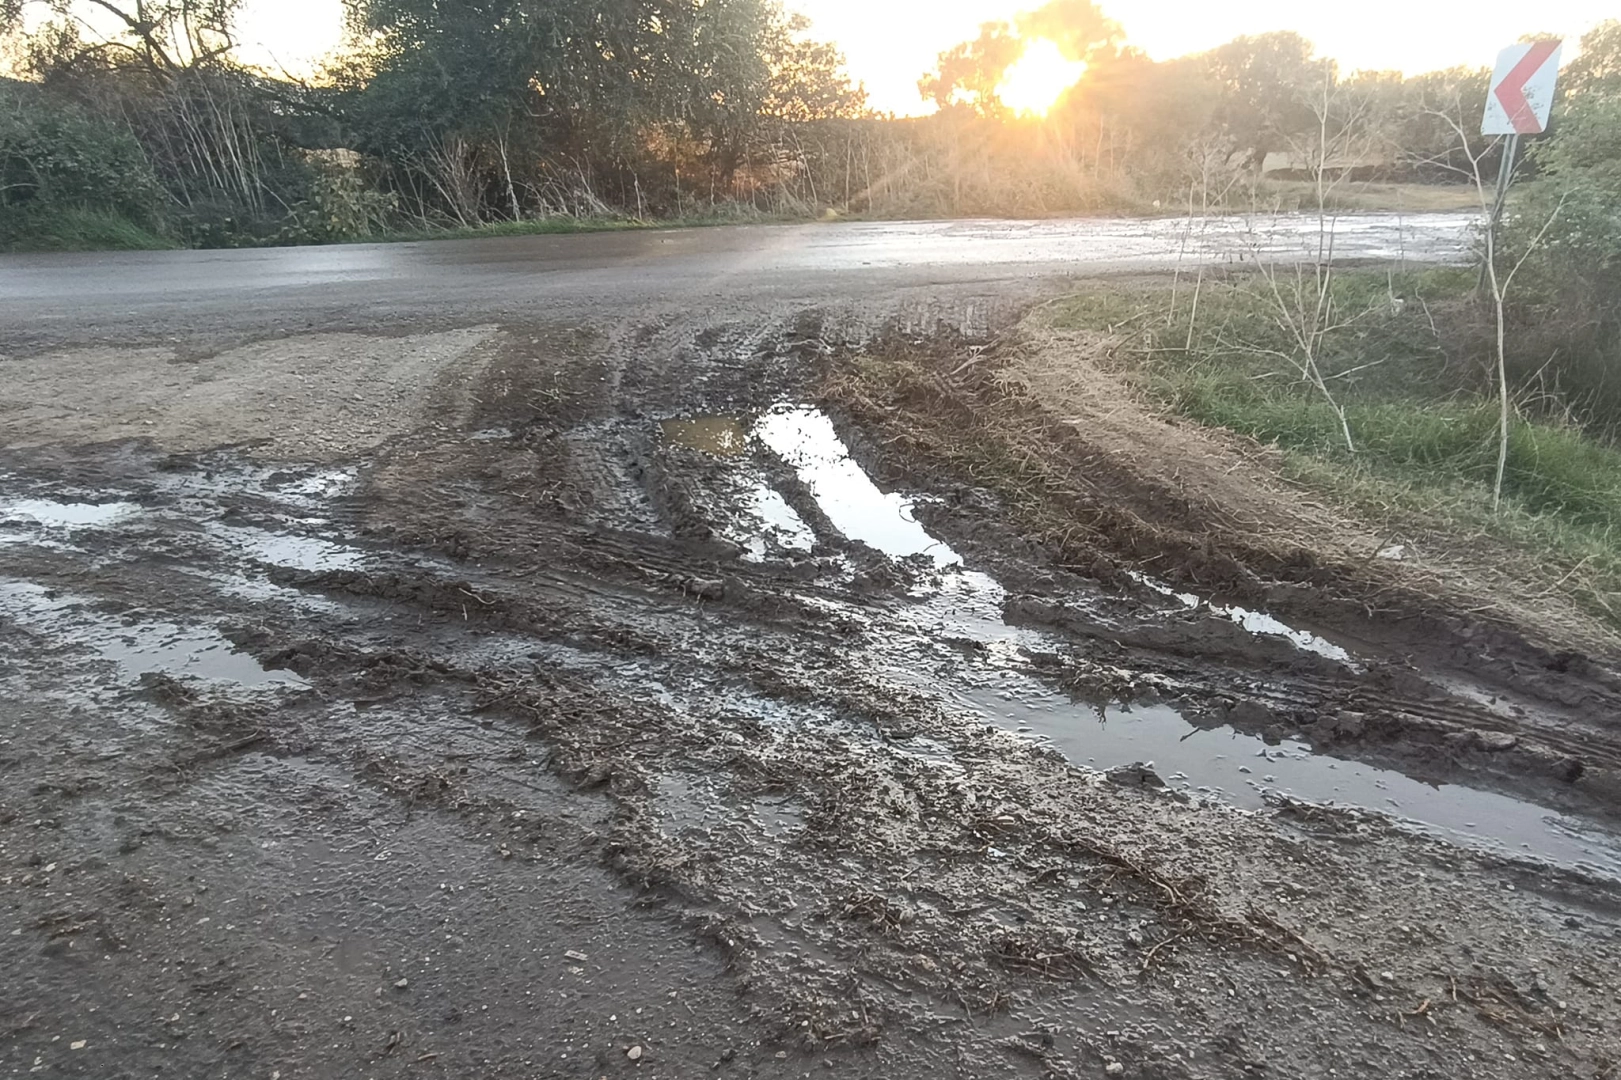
xmin=1254 ymin=180 xmax=1482 ymax=214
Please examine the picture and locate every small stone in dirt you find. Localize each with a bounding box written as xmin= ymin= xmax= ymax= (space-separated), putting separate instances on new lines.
xmin=564 ymin=950 xmax=589 ymax=962
xmin=1227 ymin=700 xmax=1275 ymax=727
xmin=627 ymin=1045 xmax=643 ymax=1062
xmin=1329 ymin=711 xmax=1367 ymax=739
xmin=1105 ymin=763 xmax=1165 ymax=789
xmin=685 ymin=577 xmax=725 ymax=600
xmin=1105 ymin=1062 xmax=1125 ymax=1075
xmin=394 ymin=978 xmax=409 ymax=989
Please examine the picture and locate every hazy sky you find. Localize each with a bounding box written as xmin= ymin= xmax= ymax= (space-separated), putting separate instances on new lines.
xmin=234 ymin=0 xmax=1613 ymax=115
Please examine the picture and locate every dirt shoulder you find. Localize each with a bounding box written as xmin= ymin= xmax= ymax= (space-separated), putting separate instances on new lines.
xmin=0 ymin=327 xmax=504 ymax=459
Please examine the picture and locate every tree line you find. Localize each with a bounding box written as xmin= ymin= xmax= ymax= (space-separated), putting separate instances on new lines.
xmin=0 ymin=1 xmax=1614 ymax=251
xmin=0 ymin=0 xmax=870 ymax=246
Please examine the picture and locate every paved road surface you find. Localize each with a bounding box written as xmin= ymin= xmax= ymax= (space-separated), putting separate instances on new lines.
xmin=0 ymin=212 xmax=1474 ymax=349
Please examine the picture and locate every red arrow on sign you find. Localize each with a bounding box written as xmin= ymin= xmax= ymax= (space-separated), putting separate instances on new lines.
xmin=1494 ymin=40 xmax=1561 ymax=134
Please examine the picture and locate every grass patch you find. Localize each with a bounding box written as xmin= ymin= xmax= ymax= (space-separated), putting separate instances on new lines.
xmin=369 ymin=215 xmax=653 ymax=244
xmin=1048 ymin=270 xmax=1621 ymax=627
xmin=366 ymin=209 xmax=802 ymax=246
xmin=0 ymin=206 xmax=174 ymax=252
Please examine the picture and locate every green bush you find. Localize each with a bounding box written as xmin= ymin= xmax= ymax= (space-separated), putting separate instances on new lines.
xmin=0 ymin=204 xmax=170 ymax=251
xmin=1 ymin=86 xmax=167 ymax=249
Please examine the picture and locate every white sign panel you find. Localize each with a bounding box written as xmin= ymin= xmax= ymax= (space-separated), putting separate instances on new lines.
xmin=1483 ymin=41 xmax=1563 ymax=136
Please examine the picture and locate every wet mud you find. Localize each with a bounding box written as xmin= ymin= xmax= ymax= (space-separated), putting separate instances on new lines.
xmin=4 ymin=307 xmax=1621 ymax=1080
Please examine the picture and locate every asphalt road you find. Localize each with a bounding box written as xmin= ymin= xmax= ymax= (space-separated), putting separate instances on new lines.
xmin=0 ymin=213 xmax=1474 ymax=350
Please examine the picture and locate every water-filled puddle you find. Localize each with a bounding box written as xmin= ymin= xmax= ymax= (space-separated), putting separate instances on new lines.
xmin=745 ymin=486 xmax=816 ymax=557
xmin=747 ymin=405 xmax=1620 ymax=878
xmin=657 ymin=773 xmax=725 ymax=835
xmin=0 ymin=580 xmax=306 ymax=689
xmin=657 ymin=415 xmax=815 ymax=559
xmin=755 ymin=406 xmax=960 ymax=567
xmin=211 ymin=525 xmax=365 ymax=572
xmin=755 ymin=797 xmax=806 ymax=838
xmin=755 ymin=406 xmax=1346 ymax=662
xmin=659 ymin=775 xmax=806 ymax=842
xmin=104 ymin=624 xmax=304 ymax=685
xmin=662 ymin=417 xmax=750 ymax=457
xmin=898 ymin=570 xmax=1051 ymax=669
xmin=760 ymin=405 xmax=1347 ymax=668
xmin=0 ymin=499 xmax=140 ymax=528
xmin=1221 ymin=605 xmax=1351 ymax=664
xmin=272 ymin=469 xmax=357 ymax=499
xmin=957 ymin=682 xmax=1621 ymax=878
xmin=193 ymin=570 xmax=344 ymax=612
xmin=1131 ymin=573 xmax=1351 ymax=665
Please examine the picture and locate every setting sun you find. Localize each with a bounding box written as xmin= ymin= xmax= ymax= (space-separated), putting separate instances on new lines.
xmin=996 ymin=38 xmax=1087 ymax=116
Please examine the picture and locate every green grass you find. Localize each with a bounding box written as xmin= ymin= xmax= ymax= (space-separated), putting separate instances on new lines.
xmin=1049 ymin=269 xmax=1621 ymax=627
xmin=368 ymin=215 xmax=653 ymax=244
xmin=1182 ymin=391 xmax=1621 ymax=528
xmin=0 ymin=206 xmax=174 ymax=253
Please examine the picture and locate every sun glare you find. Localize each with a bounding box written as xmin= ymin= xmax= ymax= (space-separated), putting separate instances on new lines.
xmin=996 ymin=39 xmax=1086 ymax=117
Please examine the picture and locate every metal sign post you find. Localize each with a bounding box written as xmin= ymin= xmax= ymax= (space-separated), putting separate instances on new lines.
xmin=1487 ymin=133 xmax=1519 ymax=230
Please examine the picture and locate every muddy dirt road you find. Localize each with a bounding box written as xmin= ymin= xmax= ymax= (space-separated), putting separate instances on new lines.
xmin=6 ymin=214 xmax=1621 ymax=1080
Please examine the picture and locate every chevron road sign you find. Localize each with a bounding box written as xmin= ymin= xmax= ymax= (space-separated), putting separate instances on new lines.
xmin=1483 ymin=40 xmax=1563 ymax=136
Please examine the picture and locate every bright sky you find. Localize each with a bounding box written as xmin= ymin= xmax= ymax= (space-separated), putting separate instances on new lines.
xmin=233 ymin=0 xmax=1615 ymax=115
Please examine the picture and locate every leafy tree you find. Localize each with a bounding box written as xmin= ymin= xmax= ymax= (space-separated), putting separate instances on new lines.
xmin=1564 ymin=18 xmax=1621 ymax=98
xmin=761 ymin=13 xmax=865 ymax=123
xmin=1391 ymin=65 xmax=1492 ymax=179
xmin=1059 ymin=49 xmax=1223 ymax=188
xmin=919 ymin=0 xmax=1117 ymax=114
xmin=1197 ymin=32 xmax=1332 ymax=165
xmin=343 ymin=0 xmax=789 ymax=144
xmin=1018 ymin=0 xmax=1119 ymax=62
xmin=918 ymin=20 xmax=1022 ymax=113
xmin=338 ymin=0 xmax=817 ymax=220
xmin=5 ymin=1 xmax=338 ymax=243
xmin=2 ymin=0 xmax=242 ymax=79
